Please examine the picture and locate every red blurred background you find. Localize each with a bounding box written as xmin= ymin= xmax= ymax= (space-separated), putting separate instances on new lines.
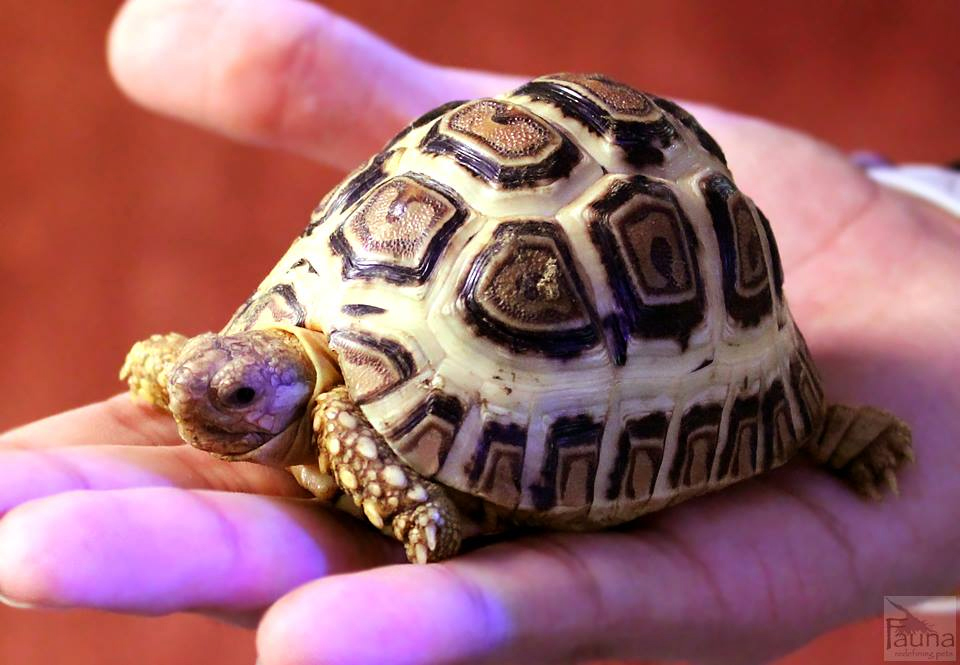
xmin=1 ymin=1 xmax=957 ymax=663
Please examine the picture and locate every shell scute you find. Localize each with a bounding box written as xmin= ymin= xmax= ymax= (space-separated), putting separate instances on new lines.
xmin=330 ymin=173 xmax=468 ymax=285
xmin=387 ymin=389 xmax=466 ymax=477
xmin=512 ymin=73 xmax=680 ymax=168
xmin=465 ymin=419 xmax=527 ymax=510
xmin=458 ymin=220 xmax=601 ymax=359
xmin=419 ymin=98 xmax=583 ymax=190
xmin=327 ymin=329 xmax=416 ymax=405
xmin=584 ymin=174 xmax=708 ymax=353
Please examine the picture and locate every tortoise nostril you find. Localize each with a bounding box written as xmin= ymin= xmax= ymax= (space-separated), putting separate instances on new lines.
xmin=225 ymin=386 xmax=257 ymax=407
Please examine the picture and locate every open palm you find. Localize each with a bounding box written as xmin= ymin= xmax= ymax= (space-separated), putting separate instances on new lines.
xmin=1 ymin=1 xmax=957 ymax=664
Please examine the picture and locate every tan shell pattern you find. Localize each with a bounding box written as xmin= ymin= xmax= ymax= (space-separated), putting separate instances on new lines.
xmin=230 ymin=74 xmax=824 ymax=526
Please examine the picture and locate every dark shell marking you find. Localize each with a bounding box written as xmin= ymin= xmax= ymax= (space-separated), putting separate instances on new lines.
xmin=420 ymin=99 xmax=582 ymax=189
xmin=303 ymin=150 xmax=395 ymax=236
xmin=341 ymin=304 xmax=387 ymax=317
xmin=388 ymin=391 xmax=466 ymax=477
xmin=649 ymin=94 xmax=727 ymax=166
xmin=385 ymin=99 xmax=467 ymax=149
xmin=466 ymin=420 xmax=528 ymax=509
xmin=514 ymin=73 xmax=680 ymax=168
xmin=761 ymin=378 xmax=799 ymax=471
xmin=289 ymin=258 xmax=319 ymax=275
xmin=459 ymin=220 xmax=601 ymax=358
xmin=755 ymin=207 xmax=785 ymax=301
xmin=531 ymin=415 xmax=604 ymax=512
xmin=670 ymin=402 xmax=723 ymax=490
xmin=588 ymin=175 xmax=706 ymax=353
xmin=700 ymin=173 xmax=775 ymax=329
xmin=226 ymin=283 xmax=306 ymax=333
xmin=607 ymin=411 xmax=670 ymax=502
xmin=328 ymin=329 xmax=416 ymax=405
xmin=789 ymin=327 xmax=826 ymax=440
xmin=330 ymin=173 xmax=468 ymax=285
xmin=716 ymin=392 xmax=761 ymax=481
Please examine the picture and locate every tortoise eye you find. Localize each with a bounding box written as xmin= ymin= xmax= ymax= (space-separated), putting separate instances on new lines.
xmin=223 ymin=386 xmax=257 ymax=408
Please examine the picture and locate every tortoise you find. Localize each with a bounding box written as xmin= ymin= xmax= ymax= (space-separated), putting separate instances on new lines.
xmin=121 ymin=73 xmax=914 ymax=564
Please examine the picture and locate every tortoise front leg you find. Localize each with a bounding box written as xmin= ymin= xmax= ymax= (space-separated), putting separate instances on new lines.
xmin=120 ymin=332 xmax=189 ymax=411
xmin=314 ymin=387 xmax=462 ymax=563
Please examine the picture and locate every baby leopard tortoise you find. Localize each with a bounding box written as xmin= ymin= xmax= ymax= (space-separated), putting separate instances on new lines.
xmin=122 ymin=73 xmax=913 ymax=564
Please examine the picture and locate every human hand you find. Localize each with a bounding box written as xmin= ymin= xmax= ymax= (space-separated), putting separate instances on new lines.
xmin=1 ymin=1 xmax=957 ymax=663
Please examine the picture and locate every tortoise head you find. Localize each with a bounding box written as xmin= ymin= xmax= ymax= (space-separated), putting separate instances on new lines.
xmin=167 ymin=327 xmax=341 ymax=465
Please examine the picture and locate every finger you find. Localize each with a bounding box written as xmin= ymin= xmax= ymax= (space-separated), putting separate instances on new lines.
xmin=105 ymin=0 xmax=874 ymax=279
xmin=107 ymin=0 xmax=519 ymax=169
xmin=0 ymin=444 xmax=304 ymax=516
xmin=0 ymin=488 xmax=401 ymax=616
xmin=256 ymin=469 xmax=914 ymax=665
xmin=259 ymin=539 xmax=764 ymax=665
xmin=1 ymin=394 xmax=179 ymax=449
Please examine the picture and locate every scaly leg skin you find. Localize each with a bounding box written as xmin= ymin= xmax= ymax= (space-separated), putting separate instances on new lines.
xmin=313 ymin=386 xmax=462 ymax=563
xmin=120 ymin=333 xmax=189 ymax=411
xmin=808 ymin=404 xmax=915 ymax=499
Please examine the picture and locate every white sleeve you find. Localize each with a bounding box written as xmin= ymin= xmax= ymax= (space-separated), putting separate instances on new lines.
xmin=866 ymin=164 xmax=960 ymax=217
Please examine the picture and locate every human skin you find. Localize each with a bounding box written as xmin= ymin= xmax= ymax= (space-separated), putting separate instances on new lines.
xmin=0 ymin=1 xmax=958 ymax=664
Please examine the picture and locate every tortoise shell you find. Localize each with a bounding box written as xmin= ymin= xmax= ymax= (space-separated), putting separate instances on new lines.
xmin=227 ymin=73 xmax=825 ymax=526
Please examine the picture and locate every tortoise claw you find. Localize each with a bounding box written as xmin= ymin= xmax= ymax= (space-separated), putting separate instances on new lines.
xmin=883 ymin=468 xmax=899 ymax=496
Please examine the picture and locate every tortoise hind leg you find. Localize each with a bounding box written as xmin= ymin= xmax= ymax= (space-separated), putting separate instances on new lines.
xmin=314 ymin=387 xmax=462 ymax=563
xmin=120 ymin=332 xmax=189 ymax=411
xmin=807 ymin=404 xmax=914 ymax=499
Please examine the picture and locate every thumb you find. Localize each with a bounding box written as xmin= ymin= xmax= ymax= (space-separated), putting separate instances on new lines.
xmin=107 ymin=0 xmax=519 ymax=169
